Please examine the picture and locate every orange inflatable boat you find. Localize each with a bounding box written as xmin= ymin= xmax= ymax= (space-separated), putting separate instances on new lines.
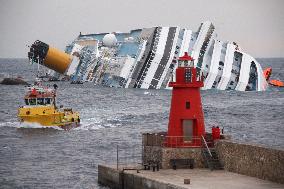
xmin=263 ymin=67 xmax=283 ymax=87
xmin=269 ymin=80 xmax=284 ymax=87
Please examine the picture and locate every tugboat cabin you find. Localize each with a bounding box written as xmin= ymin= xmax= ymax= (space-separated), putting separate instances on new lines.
xmin=24 ymin=86 xmax=55 ymax=106
xmin=24 ymin=97 xmax=54 ymax=106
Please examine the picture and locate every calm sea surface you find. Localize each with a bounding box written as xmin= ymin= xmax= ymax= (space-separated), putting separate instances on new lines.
xmin=0 ymin=58 xmax=283 ymax=188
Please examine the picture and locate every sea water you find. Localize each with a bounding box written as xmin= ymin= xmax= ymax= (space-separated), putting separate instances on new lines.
xmin=0 ymin=58 xmax=283 ymax=188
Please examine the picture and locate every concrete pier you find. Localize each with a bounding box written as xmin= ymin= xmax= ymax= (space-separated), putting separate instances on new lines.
xmin=98 ymin=134 xmax=284 ymax=188
xmin=143 ymin=134 xmax=284 ymax=184
xmin=98 ymin=165 xmax=284 ymax=189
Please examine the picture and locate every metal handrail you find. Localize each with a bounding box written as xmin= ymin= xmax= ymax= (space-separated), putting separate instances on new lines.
xmin=142 ymin=133 xmax=216 ymax=148
xmin=143 ymin=133 xmax=204 ymax=148
xmin=201 ymin=135 xmax=212 ymax=157
xmin=163 ymin=139 xmax=202 ymax=148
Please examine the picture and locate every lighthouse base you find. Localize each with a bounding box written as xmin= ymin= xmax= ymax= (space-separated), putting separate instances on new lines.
xmin=143 ymin=146 xmax=206 ymax=169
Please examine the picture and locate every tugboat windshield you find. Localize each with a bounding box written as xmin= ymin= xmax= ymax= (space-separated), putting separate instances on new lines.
xmin=37 ymin=98 xmax=44 ymax=105
xmin=29 ymin=98 xmax=36 ymax=105
xmin=24 ymin=98 xmax=53 ymax=106
xmin=45 ymin=98 xmax=51 ymax=105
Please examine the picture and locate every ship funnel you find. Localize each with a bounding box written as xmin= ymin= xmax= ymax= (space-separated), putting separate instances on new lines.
xmin=28 ymin=40 xmax=73 ymax=74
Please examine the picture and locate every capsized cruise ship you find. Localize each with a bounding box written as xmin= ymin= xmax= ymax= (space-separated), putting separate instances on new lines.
xmin=28 ymin=21 xmax=268 ymax=91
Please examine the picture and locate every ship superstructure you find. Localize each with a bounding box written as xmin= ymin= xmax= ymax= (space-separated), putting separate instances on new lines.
xmin=28 ymin=21 xmax=268 ymax=91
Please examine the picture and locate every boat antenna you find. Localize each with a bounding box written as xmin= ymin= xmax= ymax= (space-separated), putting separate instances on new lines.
xmin=53 ymin=84 xmax=58 ymax=108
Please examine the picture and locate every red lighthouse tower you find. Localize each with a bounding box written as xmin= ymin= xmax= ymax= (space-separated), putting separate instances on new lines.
xmin=167 ymin=52 xmax=205 ymax=147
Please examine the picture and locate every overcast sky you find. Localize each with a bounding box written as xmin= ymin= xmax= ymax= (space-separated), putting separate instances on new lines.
xmin=0 ymin=0 xmax=283 ymax=58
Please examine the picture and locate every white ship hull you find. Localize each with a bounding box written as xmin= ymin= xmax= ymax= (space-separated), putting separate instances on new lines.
xmin=64 ymin=21 xmax=267 ymax=91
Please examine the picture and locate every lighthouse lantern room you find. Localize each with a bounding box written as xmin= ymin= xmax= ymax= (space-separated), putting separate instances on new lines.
xmin=166 ymin=52 xmax=205 ymax=147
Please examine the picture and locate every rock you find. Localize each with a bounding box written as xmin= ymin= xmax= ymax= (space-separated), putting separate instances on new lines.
xmin=0 ymin=78 xmax=29 ymax=85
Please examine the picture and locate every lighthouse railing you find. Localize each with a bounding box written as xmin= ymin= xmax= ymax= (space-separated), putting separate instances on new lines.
xmin=142 ymin=133 xmax=203 ymax=148
xmin=163 ymin=136 xmax=202 ymax=148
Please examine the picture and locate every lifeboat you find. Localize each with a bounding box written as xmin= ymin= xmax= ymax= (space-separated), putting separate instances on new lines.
xmin=263 ymin=67 xmax=283 ymax=88
xmin=18 ymin=83 xmax=80 ymax=130
xmin=263 ymin=67 xmax=272 ymax=81
xmin=269 ymin=80 xmax=284 ymax=87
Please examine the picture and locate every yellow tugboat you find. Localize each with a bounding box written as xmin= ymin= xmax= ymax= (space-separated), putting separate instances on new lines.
xmin=18 ymin=83 xmax=80 ymax=130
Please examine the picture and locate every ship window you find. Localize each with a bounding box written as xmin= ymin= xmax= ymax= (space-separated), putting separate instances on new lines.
xmin=235 ymin=76 xmax=239 ymax=82
xmin=29 ymin=98 xmax=36 ymax=105
xmin=37 ymin=98 xmax=44 ymax=105
xmin=25 ymin=99 xmax=29 ymax=105
xmin=186 ymin=101 xmax=190 ymax=109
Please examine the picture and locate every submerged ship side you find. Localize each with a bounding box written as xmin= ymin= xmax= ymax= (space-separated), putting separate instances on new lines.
xmin=33 ymin=21 xmax=268 ymax=91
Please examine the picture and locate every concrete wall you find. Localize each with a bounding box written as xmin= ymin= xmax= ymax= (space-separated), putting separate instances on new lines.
xmin=143 ymin=146 xmax=205 ymax=169
xmin=215 ymin=140 xmax=284 ymax=184
xmin=98 ymin=165 xmax=187 ymax=189
xmin=122 ymin=172 xmax=186 ymax=189
xmin=98 ymin=165 xmax=121 ymax=189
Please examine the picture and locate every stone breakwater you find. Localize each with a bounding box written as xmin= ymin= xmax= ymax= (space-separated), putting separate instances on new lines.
xmin=98 ymin=135 xmax=284 ymax=189
xmin=142 ymin=135 xmax=284 ymax=184
xmin=98 ymin=165 xmax=189 ymax=189
xmin=215 ymin=140 xmax=284 ymax=184
xmin=98 ymin=165 xmax=284 ymax=189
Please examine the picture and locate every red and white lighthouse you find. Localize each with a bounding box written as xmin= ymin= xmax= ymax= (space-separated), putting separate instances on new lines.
xmin=167 ymin=52 xmax=205 ymax=147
